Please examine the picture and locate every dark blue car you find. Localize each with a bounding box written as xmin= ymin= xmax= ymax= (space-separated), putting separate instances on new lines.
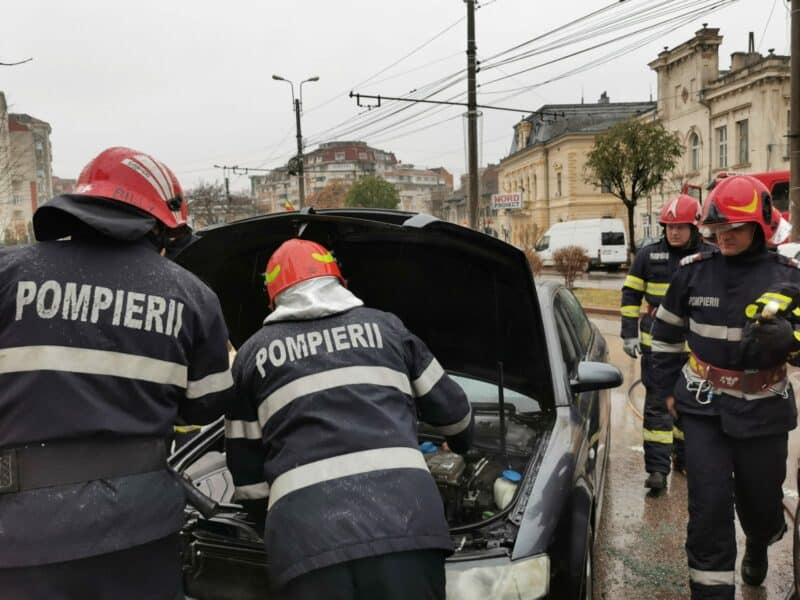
xmin=171 ymin=209 xmax=622 ymax=599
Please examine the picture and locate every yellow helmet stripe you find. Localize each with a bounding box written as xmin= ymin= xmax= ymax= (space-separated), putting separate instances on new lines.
xmin=312 ymin=252 xmax=336 ymax=264
xmin=727 ymin=189 xmax=759 ymax=214
xmin=265 ymin=264 xmax=281 ymax=284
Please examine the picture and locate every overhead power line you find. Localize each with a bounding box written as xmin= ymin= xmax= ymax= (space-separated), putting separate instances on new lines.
xmin=304 ymin=16 xmax=466 ymax=115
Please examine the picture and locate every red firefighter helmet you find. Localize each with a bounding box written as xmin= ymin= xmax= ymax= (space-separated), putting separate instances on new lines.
xmin=700 ymin=174 xmax=775 ymax=239
xmin=659 ymin=194 xmax=700 ymax=226
xmin=265 ymin=239 xmax=345 ymax=302
xmin=72 ymin=146 xmax=187 ymax=230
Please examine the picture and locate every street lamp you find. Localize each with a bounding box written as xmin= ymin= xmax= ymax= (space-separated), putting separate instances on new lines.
xmin=272 ymin=74 xmax=320 ymax=209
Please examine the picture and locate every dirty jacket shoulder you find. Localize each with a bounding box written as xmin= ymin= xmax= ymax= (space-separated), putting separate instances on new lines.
xmin=226 ymin=305 xmax=473 ymax=587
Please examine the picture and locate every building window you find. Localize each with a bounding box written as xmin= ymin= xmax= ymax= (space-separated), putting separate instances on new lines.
xmin=689 ymin=132 xmax=701 ymax=171
xmin=600 ymin=180 xmax=611 ymax=193
xmin=358 ymin=152 xmax=367 ymax=160
xmin=334 ymin=152 xmax=345 ymax=161
xmin=736 ymin=119 xmax=749 ymax=165
xmin=716 ymin=125 xmax=728 ymax=169
xmin=675 ymin=85 xmax=681 ymax=108
xmin=556 ymin=172 xmax=562 ymax=197
xmin=532 ymin=175 xmax=537 ymax=201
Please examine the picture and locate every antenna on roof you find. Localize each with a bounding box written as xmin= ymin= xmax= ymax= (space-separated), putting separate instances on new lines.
xmin=581 ymin=86 xmax=584 ymax=104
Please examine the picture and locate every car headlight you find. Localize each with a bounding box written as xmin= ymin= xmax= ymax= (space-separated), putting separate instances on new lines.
xmin=446 ymin=554 xmax=550 ymax=600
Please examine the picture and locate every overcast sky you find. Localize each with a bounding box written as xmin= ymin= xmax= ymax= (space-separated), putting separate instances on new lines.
xmin=0 ymin=0 xmax=788 ymax=193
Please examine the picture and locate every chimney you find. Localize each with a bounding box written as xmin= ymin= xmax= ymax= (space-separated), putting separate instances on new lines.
xmin=598 ymin=91 xmax=610 ymax=104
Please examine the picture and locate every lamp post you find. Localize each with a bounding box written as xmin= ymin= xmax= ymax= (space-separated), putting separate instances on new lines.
xmin=272 ymin=74 xmax=319 ymax=209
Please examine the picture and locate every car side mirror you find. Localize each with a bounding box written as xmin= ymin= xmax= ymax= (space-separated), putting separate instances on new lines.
xmin=570 ymin=361 xmax=623 ymax=393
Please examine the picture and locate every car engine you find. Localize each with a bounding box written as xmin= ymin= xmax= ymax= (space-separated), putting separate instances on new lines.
xmin=421 ymin=415 xmax=540 ymax=527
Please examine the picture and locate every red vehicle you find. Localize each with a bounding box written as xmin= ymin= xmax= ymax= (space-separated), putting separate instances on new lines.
xmin=683 ymin=170 xmax=790 ymax=219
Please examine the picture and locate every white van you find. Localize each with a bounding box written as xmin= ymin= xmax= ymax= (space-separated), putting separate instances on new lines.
xmin=534 ymin=218 xmax=628 ymax=270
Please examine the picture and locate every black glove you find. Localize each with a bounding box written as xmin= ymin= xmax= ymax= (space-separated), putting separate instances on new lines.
xmin=739 ymin=315 xmax=798 ymax=369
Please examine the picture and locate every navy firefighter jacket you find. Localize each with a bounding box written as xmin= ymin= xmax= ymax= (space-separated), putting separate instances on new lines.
xmin=0 ymin=238 xmax=234 ymax=567
xmin=226 ymin=305 xmax=474 ymax=587
xmin=620 ymin=236 xmax=715 ymax=349
xmin=650 ymin=246 xmax=800 ymax=438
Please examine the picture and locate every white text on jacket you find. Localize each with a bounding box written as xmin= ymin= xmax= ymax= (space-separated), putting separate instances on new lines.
xmin=15 ymin=280 xmax=185 ymax=337
xmin=256 ymin=322 xmax=383 ymax=375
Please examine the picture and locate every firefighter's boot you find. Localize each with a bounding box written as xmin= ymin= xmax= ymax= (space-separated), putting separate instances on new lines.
xmin=741 ymin=539 xmax=768 ymax=586
xmin=644 ymin=472 xmax=667 ymax=490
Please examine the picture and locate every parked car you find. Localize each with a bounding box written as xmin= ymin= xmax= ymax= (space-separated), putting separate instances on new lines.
xmin=534 ymin=218 xmax=627 ymax=271
xmin=171 ymin=208 xmax=622 ymax=599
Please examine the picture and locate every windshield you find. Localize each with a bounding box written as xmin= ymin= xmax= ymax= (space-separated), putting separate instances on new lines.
xmin=535 ymin=235 xmax=550 ymax=251
xmin=450 ymin=373 xmax=541 ymax=413
xmin=601 ymin=231 xmax=625 ymax=245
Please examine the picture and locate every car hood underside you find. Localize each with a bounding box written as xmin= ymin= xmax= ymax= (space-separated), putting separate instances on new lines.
xmin=176 ymin=210 xmax=555 ymax=407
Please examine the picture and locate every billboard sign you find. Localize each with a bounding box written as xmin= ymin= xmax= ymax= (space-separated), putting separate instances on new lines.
xmin=491 ymin=192 xmax=523 ymax=210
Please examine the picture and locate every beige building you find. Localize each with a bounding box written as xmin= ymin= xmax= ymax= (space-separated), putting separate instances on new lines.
xmin=251 ymin=141 xmax=397 ymax=211
xmin=0 ymin=93 xmax=10 ymax=234
xmin=497 ymin=95 xmax=655 ymax=248
xmin=637 ymin=27 xmax=790 ymax=238
xmin=383 ymin=165 xmax=450 ymax=213
xmin=1 ymin=112 xmax=53 ymax=243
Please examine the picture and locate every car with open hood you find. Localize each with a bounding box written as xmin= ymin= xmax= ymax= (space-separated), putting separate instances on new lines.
xmin=171 ymin=208 xmax=622 ymax=599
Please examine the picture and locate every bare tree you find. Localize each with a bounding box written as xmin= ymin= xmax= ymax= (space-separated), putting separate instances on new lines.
xmin=185 ymin=182 xmax=226 ymax=229
xmin=553 ymin=246 xmax=589 ymax=290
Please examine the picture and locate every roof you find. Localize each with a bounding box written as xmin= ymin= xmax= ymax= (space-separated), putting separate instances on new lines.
xmin=507 ymin=101 xmax=656 ymax=157
xmin=9 ymin=113 xmax=51 ymax=131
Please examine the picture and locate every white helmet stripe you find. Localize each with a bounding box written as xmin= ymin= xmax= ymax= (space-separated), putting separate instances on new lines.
xmin=121 ymin=158 xmax=168 ymax=202
xmin=133 ymin=154 xmax=173 ymax=202
xmin=149 ymin=157 xmax=176 ymax=199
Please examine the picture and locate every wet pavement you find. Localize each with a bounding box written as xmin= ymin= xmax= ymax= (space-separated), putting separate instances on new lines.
xmin=591 ymin=316 xmax=798 ymax=599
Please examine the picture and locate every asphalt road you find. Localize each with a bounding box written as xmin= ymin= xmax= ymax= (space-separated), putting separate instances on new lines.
xmin=591 ymin=316 xmax=798 ymax=599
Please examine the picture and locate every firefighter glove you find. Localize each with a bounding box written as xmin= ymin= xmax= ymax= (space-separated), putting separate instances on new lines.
xmin=622 ymin=338 xmax=640 ymax=358
xmin=739 ymin=315 xmax=799 ymax=370
xmin=745 ymin=283 xmax=800 ymax=324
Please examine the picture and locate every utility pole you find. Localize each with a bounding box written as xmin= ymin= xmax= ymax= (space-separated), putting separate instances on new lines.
xmin=213 ymin=164 xmax=234 ymax=202
xmin=791 ymin=0 xmax=800 ymax=238
xmin=294 ymin=97 xmax=306 ymax=209
xmin=273 ymin=75 xmax=319 ymax=211
xmin=466 ymin=0 xmax=480 ymax=230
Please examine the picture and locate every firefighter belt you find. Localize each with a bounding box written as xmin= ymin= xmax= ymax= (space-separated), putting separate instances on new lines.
xmin=688 ymin=353 xmax=787 ymax=396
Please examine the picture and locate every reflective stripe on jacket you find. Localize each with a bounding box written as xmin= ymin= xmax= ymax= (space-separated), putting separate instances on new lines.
xmin=649 ymin=247 xmax=800 ymax=437
xmin=226 ymin=305 xmax=473 ymax=586
xmin=0 ymin=239 xmax=234 ymax=567
xmin=620 ymin=237 xmax=714 ymax=347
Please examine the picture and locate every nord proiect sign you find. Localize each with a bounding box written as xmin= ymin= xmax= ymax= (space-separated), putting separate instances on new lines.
xmin=491 ymin=193 xmax=522 ymax=210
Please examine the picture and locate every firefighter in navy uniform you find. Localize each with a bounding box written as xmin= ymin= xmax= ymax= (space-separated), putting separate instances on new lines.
xmin=650 ymin=175 xmax=800 ymax=599
xmin=620 ymin=194 xmax=713 ymax=490
xmin=0 ymin=147 xmax=234 ymax=598
xmin=226 ymin=239 xmax=474 ymax=600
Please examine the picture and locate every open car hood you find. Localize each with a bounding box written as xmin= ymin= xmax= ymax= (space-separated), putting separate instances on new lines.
xmin=177 ymin=209 xmax=555 ymax=408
